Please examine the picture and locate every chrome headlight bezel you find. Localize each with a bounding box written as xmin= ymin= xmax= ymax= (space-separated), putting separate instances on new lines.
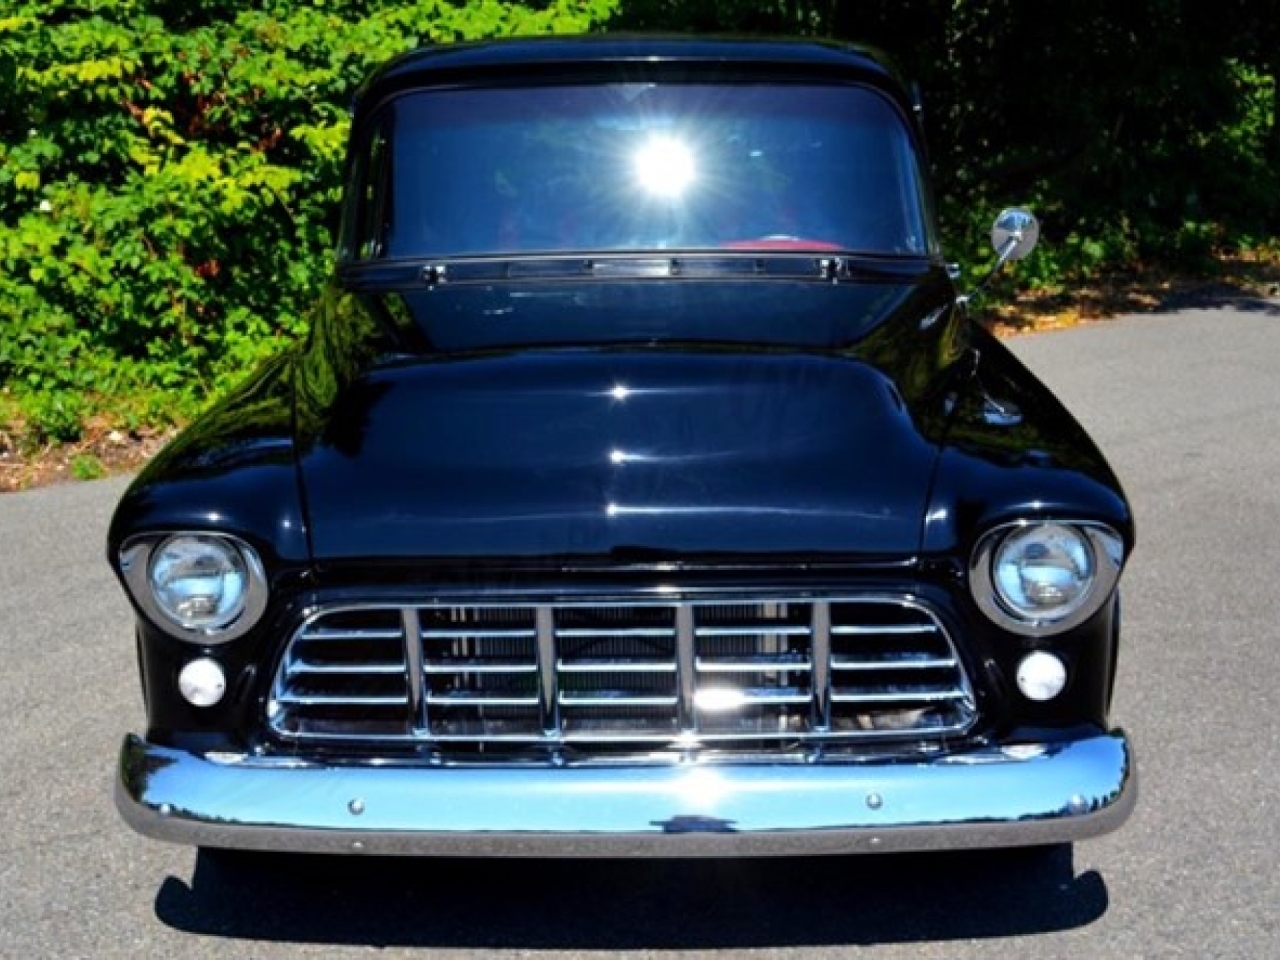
xmin=969 ymin=520 xmax=1124 ymax=637
xmin=119 ymin=533 xmax=269 ymax=643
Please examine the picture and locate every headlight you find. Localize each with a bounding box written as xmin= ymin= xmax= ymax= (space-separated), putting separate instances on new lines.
xmin=970 ymin=521 xmax=1123 ymax=636
xmin=120 ymin=533 xmax=268 ymax=642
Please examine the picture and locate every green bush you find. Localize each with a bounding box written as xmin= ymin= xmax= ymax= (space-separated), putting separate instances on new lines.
xmin=0 ymin=0 xmax=618 ymax=450
xmin=2 ymin=1 xmax=1278 ymax=465
xmin=616 ymin=2 xmax=1280 ymax=286
xmin=70 ymin=452 xmax=106 ymax=480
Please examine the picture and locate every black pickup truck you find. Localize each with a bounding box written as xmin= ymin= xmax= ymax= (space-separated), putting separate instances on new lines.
xmin=109 ymin=36 xmax=1135 ymax=857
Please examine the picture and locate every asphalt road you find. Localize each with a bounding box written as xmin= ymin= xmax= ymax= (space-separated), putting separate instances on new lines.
xmin=2 ymin=303 xmax=1278 ymax=958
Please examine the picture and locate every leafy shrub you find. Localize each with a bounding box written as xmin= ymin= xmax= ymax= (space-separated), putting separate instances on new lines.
xmin=0 ymin=0 xmax=618 ymax=451
xmin=71 ymin=453 xmax=106 ymax=480
xmin=2 ymin=0 xmax=1279 ymax=465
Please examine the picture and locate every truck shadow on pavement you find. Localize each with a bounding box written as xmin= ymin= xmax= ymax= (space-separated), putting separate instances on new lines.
xmin=154 ymin=844 xmax=1107 ymax=948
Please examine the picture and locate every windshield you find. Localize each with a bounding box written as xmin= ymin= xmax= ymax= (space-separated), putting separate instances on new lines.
xmin=343 ymin=82 xmax=934 ymax=261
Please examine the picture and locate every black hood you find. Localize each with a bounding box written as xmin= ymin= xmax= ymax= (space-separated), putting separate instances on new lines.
xmin=296 ymin=345 xmax=944 ymax=564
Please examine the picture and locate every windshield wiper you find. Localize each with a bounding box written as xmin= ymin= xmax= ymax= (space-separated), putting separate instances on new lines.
xmin=340 ymin=252 xmax=925 ymax=291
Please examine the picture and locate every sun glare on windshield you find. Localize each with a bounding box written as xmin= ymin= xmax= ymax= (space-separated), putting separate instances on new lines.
xmin=633 ymin=135 xmax=697 ymax=198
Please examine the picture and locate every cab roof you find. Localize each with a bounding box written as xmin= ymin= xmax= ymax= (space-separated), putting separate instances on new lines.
xmin=353 ymin=36 xmax=915 ymax=121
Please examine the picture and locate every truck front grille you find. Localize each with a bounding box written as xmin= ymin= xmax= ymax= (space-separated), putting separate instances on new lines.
xmin=267 ymin=595 xmax=976 ymax=755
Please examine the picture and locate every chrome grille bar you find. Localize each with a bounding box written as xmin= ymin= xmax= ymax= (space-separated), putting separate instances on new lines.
xmin=535 ymin=606 xmax=559 ymax=737
xmin=557 ymin=627 xmax=675 ymax=638
xmin=422 ymin=662 xmax=538 ymax=674
xmin=298 ymin=626 xmax=404 ymax=641
xmin=560 ymin=661 xmax=677 ymax=673
xmin=696 ymin=625 xmax=811 ymax=637
xmin=287 ymin=661 xmax=405 ymax=676
xmin=831 ymin=689 xmax=969 ymax=704
xmin=427 ymin=692 xmax=540 ymax=706
xmin=275 ymin=692 xmax=409 ymax=707
xmin=675 ymin=604 xmax=697 ymax=735
xmin=810 ymin=600 xmax=832 ymax=733
xmin=417 ymin=628 xmax=539 ymax=639
xmin=695 ymin=656 xmax=811 ymax=671
xmin=560 ymin=694 xmax=680 ymax=707
xmin=831 ymin=655 xmax=957 ymax=671
xmin=831 ymin=624 xmax=938 ymax=635
xmin=402 ymin=608 xmax=426 ymax=734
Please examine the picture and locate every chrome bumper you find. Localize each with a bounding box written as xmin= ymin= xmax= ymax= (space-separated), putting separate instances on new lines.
xmin=116 ymin=730 xmax=1135 ymax=856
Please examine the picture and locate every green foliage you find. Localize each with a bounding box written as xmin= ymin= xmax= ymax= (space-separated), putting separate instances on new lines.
xmin=71 ymin=453 xmax=106 ymax=480
xmin=0 ymin=0 xmax=618 ymax=453
xmin=19 ymin=389 xmax=87 ymax=446
xmin=615 ymin=1 xmax=1280 ymax=286
xmin=2 ymin=0 xmax=1279 ymax=464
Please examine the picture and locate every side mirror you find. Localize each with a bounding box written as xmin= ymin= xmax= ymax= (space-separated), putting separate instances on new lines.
xmin=991 ymin=208 xmax=1039 ymax=263
xmin=962 ymin=207 xmax=1040 ymax=305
